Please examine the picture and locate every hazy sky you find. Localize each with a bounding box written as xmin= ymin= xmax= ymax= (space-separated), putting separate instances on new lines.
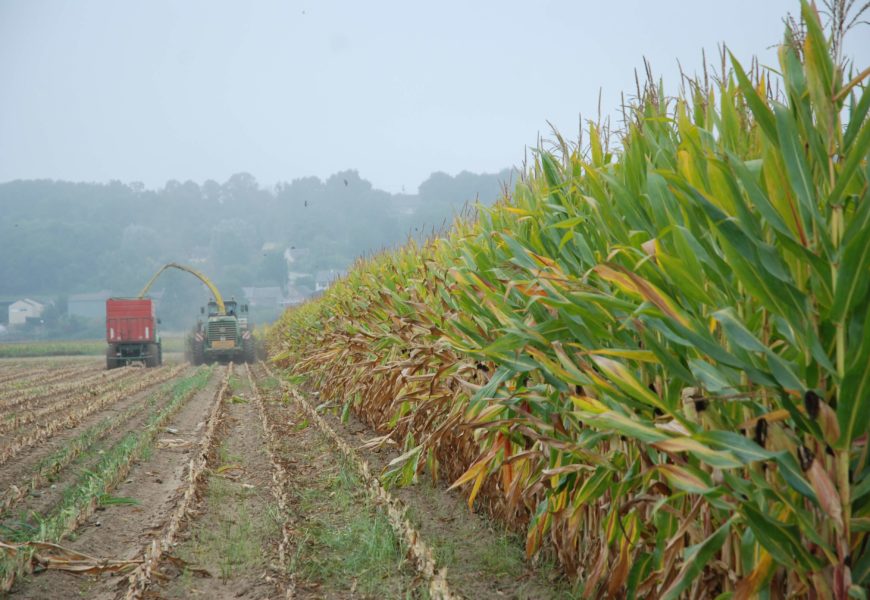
xmin=1 ymin=1 xmax=867 ymax=193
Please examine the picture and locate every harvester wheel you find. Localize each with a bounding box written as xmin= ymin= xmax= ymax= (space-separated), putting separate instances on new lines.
xmin=157 ymin=342 xmax=163 ymax=366
xmin=192 ymin=340 xmax=204 ymax=366
xmin=184 ymin=335 xmax=194 ymax=363
xmin=243 ymin=338 xmax=255 ymax=364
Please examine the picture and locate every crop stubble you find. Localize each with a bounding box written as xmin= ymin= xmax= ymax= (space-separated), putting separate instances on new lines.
xmin=0 ymin=362 xmax=221 ymax=594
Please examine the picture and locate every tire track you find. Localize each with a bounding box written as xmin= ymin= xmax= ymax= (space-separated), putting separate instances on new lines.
xmin=246 ymin=362 xmax=294 ymax=599
xmin=262 ymin=362 xmax=459 ymax=600
xmin=122 ymin=364 xmax=232 ymax=600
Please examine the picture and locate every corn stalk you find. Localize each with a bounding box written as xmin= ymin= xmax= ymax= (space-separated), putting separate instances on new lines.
xmin=269 ymin=3 xmax=869 ymax=596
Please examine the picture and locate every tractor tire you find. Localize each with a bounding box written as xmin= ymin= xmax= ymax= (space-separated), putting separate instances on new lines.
xmin=106 ymin=345 xmax=118 ymax=370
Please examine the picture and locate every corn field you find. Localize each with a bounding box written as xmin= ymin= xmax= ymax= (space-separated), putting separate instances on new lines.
xmin=269 ymin=3 xmax=869 ymax=597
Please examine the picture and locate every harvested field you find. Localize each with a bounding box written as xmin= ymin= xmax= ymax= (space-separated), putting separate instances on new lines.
xmin=1 ymin=356 xmax=569 ymax=598
xmin=0 ymin=341 xmax=107 ymax=359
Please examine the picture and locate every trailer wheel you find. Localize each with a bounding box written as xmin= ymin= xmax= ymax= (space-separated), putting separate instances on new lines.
xmin=243 ymin=338 xmax=255 ymax=364
xmin=144 ymin=343 xmax=158 ymax=368
xmin=106 ymin=345 xmax=118 ymax=370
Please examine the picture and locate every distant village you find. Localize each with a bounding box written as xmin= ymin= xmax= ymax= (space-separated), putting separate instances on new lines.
xmin=0 ymin=246 xmax=343 ymax=336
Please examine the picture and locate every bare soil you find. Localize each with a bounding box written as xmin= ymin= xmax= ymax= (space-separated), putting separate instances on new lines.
xmin=246 ymin=366 xmax=419 ymax=599
xmin=153 ymin=368 xmax=283 ymax=599
xmin=11 ymin=365 xmax=225 ymax=599
xmin=318 ymin=402 xmax=574 ymax=599
xmin=0 ymin=363 xmax=102 ymax=392
xmin=0 ymin=367 xmax=192 ymax=525
xmin=1 ymin=360 xmax=572 ymax=599
xmin=148 ymin=364 xmax=420 ymax=599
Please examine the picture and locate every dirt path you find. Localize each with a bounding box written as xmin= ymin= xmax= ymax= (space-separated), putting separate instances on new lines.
xmin=151 ymin=365 xmax=283 ymax=599
xmin=143 ymin=363 xmax=420 ymax=600
xmin=12 ymin=365 xmax=226 ymax=599
xmin=3 ymin=360 xmax=572 ymax=599
xmin=254 ymin=364 xmax=420 ymax=599
xmin=320 ymin=408 xmax=573 ymax=599
xmin=279 ymin=372 xmax=574 ymax=599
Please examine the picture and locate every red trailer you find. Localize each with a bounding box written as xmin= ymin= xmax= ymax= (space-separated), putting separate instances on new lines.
xmin=105 ymin=298 xmax=162 ymax=369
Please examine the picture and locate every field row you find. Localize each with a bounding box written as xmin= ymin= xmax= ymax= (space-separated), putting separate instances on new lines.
xmin=0 ymin=356 xmax=568 ymax=598
xmin=0 ymin=359 xmax=219 ymax=593
xmin=0 ymin=338 xmax=187 ymax=360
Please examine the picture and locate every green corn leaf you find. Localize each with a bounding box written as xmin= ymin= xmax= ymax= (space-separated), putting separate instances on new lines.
xmin=639 ymin=329 xmax=695 ymax=382
xmin=713 ymin=308 xmax=767 ymax=353
xmin=591 ymin=355 xmax=670 ymax=412
xmin=830 ymin=191 xmax=870 ymax=322
xmin=764 ymin=351 xmax=804 ymax=394
xmin=689 ymin=359 xmax=739 ymax=395
xmin=730 ymin=52 xmax=777 ymax=142
xmin=854 ymin=543 xmax=870 ymax=585
xmin=837 ymin=303 xmax=870 ymax=448
xmin=572 ymin=466 xmax=612 ymax=507
xmin=773 ymin=101 xmax=824 ymax=231
xmin=694 ymin=431 xmax=774 ymax=464
xmin=843 ymin=78 xmax=870 ymax=151
xmin=831 ymin=110 xmax=870 ymax=206
xmin=540 ymin=152 xmax=564 ymax=190
xmin=660 ymin=517 xmax=735 ymax=600
xmin=578 ymin=410 xmax=670 ymax=444
xmin=742 ymin=503 xmax=820 ymax=572
xmin=658 ymin=463 xmax=715 ymax=495
xmin=852 ymin=470 xmax=870 ymax=501
xmin=669 ymin=174 xmax=810 ymax=326
xmin=851 ymin=517 xmax=870 ymax=533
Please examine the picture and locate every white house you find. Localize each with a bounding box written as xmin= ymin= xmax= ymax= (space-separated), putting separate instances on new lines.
xmin=9 ymin=299 xmax=44 ymax=326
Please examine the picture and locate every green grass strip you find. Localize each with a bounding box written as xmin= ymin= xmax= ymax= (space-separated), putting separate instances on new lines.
xmin=0 ymin=366 xmax=214 ymax=589
xmin=2 ymin=372 xmax=190 ymax=514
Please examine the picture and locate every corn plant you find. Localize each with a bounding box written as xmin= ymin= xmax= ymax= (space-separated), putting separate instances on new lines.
xmin=270 ymin=3 xmax=868 ymax=596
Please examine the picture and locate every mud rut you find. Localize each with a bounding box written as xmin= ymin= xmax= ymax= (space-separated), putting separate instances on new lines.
xmin=2 ymin=359 xmax=569 ymax=599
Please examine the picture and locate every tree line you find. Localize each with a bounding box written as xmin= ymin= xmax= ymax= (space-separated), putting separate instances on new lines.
xmin=0 ymin=168 xmax=513 ymax=328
